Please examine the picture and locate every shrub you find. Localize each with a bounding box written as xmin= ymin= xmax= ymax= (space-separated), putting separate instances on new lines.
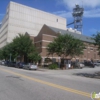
xmin=48 ymin=63 xmax=58 ymax=69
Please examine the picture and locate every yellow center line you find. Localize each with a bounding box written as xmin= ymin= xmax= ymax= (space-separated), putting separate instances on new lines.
xmin=0 ymin=68 xmax=91 ymax=98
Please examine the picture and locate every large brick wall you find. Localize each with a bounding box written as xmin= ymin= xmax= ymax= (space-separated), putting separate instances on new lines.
xmin=34 ymin=25 xmax=100 ymax=62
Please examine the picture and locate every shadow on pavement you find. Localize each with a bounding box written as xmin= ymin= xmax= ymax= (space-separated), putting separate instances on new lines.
xmin=74 ymin=71 xmax=100 ymax=79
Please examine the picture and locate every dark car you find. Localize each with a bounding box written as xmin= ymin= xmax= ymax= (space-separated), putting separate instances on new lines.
xmin=16 ymin=62 xmax=25 ymax=68
xmin=7 ymin=62 xmax=16 ymax=67
xmin=4 ymin=60 xmax=10 ymax=66
xmin=94 ymin=61 xmax=100 ymax=66
xmin=84 ymin=61 xmax=95 ymax=68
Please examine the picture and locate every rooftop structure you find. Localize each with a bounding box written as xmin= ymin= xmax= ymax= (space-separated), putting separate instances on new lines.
xmin=72 ymin=4 xmax=84 ymax=33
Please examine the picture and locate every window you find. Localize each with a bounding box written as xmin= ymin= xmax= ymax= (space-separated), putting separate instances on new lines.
xmin=56 ymin=19 xmax=58 ymax=22
xmin=40 ymin=42 xmax=42 ymax=45
xmin=90 ymin=48 xmax=93 ymax=50
xmin=34 ymin=43 xmax=36 ymax=46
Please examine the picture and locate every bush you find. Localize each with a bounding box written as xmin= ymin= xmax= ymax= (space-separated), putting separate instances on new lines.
xmin=48 ymin=63 xmax=58 ymax=69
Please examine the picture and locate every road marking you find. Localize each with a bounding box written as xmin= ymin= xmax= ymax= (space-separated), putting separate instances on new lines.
xmin=0 ymin=68 xmax=93 ymax=98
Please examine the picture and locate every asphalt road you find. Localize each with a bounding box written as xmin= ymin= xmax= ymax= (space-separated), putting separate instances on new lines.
xmin=0 ymin=65 xmax=100 ymax=100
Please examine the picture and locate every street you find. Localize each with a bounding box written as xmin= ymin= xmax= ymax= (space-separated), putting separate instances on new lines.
xmin=0 ymin=65 xmax=100 ymax=100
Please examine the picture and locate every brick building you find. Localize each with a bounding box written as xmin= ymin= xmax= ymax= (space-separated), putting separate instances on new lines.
xmin=34 ymin=25 xmax=100 ymax=63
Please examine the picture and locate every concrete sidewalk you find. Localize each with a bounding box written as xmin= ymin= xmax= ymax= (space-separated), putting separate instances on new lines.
xmin=38 ymin=66 xmax=100 ymax=75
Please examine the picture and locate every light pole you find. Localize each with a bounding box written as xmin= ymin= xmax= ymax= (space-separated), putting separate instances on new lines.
xmin=58 ymin=56 xmax=61 ymax=68
xmin=10 ymin=53 xmax=12 ymax=62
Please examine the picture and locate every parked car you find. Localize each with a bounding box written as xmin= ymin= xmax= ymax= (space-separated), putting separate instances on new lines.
xmin=1 ymin=61 xmax=5 ymax=65
xmin=79 ymin=62 xmax=85 ymax=68
xmin=84 ymin=61 xmax=95 ymax=68
xmin=23 ymin=63 xmax=38 ymax=70
xmin=0 ymin=60 xmax=2 ymax=65
xmin=7 ymin=62 xmax=16 ymax=67
xmin=16 ymin=62 xmax=25 ymax=68
xmin=71 ymin=62 xmax=84 ymax=69
xmin=4 ymin=60 xmax=10 ymax=66
xmin=94 ymin=61 xmax=100 ymax=66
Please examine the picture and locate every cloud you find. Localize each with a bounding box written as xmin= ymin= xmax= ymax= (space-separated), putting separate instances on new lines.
xmin=53 ymin=8 xmax=100 ymax=18
xmin=54 ymin=0 xmax=100 ymax=18
xmin=56 ymin=0 xmax=100 ymax=10
xmin=53 ymin=11 xmax=72 ymax=18
xmin=84 ymin=8 xmax=100 ymax=17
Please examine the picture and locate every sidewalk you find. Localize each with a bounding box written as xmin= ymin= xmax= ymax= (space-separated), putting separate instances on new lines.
xmin=38 ymin=66 xmax=100 ymax=75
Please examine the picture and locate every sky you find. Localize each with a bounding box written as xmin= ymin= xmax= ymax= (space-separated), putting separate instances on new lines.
xmin=0 ymin=0 xmax=100 ymax=36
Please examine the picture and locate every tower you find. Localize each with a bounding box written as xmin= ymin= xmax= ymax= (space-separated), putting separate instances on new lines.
xmin=72 ymin=4 xmax=84 ymax=33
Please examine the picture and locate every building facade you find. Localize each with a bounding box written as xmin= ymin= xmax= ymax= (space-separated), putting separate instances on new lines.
xmin=34 ymin=25 xmax=100 ymax=62
xmin=0 ymin=1 xmax=67 ymax=48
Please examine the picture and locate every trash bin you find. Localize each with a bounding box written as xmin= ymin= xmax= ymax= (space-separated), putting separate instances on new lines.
xmin=66 ymin=64 xmax=71 ymax=69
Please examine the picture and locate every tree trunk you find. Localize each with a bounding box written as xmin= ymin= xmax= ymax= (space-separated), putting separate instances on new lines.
xmin=52 ymin=54 xmax=53 ymax=64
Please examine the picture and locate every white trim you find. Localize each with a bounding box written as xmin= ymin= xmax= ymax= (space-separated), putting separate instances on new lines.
xmin=42 ymin=40 xmax=52 ymax=43
xmin=42 ymin=46 xmax=47 ymax=48
xmin=43 ymin=34 xmax=57 ymax=38
xmin=34 ymin=40 xmax=52 ymax=43
xmin=42 ymin=56 xmax=61 ymax=59
xmin=36 ymin=46 xmax=47 ymax=49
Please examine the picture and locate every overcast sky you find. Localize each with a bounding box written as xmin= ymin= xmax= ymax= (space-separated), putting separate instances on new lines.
xmin=0 ymin=0 xmax=100 ymax=36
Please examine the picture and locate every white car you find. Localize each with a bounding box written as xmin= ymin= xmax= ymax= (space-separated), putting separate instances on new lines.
xmin=1 ymin=61 xmax=5 ymax=65
xmin=76 ymin=62 xmax=84 ymax=69
xmin=80 ymin=63 xmax=84 ymax=68
xmin=23 ymin=63 xmax=38 ymax=70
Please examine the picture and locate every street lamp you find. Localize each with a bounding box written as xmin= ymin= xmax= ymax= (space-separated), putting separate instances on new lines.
xmin=58 ymin=56 xmax=61 ymax=68
xmin=10 ymin=53 xmax=12 ymax=62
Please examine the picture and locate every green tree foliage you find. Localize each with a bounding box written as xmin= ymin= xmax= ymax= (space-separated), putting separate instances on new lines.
xmin=0 ymin=33 xmax=41 ymax=63
xmin=0 ymin=43 xmax=14 ymax=60
xmin=11 ymin=33 xmax=35 ymax=62
xmin=28 ymin=52 xmax=41 ymax=63
xmin=27 ymin=45 xmax=41 ymax=63
xmin=0 ymin=49 xmax=3 ymax=60
xmin=47 ymin=42 xmax=56 ymax=57
xmin=93 ymin=32 xmax=100 ymax=55
xmin=68 ymin=38 xmax=85 ymax=57
xmin=48 ymin=63 xmax=58 ymax=69
xmin=47 ymin=34 xmax=85 ymax=59
xmin=12 ymin=34 xmax=33 ymax=55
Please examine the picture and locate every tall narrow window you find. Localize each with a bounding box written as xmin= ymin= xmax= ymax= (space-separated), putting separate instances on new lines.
xmin=56 ymin=19 xmax=58 ymax=22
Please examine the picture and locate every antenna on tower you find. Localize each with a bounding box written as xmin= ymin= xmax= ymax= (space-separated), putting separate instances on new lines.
xmin=67 ymin=4 xmax=84 ymax=34
xmin=72 ymin=4 xmax=84 ymax=34
xmin=82 ymin=1 xmax=84 ymax=34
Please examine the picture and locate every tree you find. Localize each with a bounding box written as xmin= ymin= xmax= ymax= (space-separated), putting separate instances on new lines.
xmin=67 ymin=38 xmax=85 ymax=58
xmin=28 ymin=52 xmax=41 ymax=64
xmin=27 ymin=40 xmax=42 ymax=63
xmin=0 ymin=33 xmax=41 ymax=63
xmin=0 ymin=49 xmax=3 ymax=60
xmin=47 ymin=42 xmax=56 ymax=58
xmin=0 ymin=34 xmax=41 ymax=62
xmin=0 ymin=43 xmax=14 ymax=60
xmin=93 ymin=32 xmax=100 ymax=55
xmin=12 ymin=33 xmax=35 ymax=62
xmin=47 ymin=34 xmax=85 ymax=59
